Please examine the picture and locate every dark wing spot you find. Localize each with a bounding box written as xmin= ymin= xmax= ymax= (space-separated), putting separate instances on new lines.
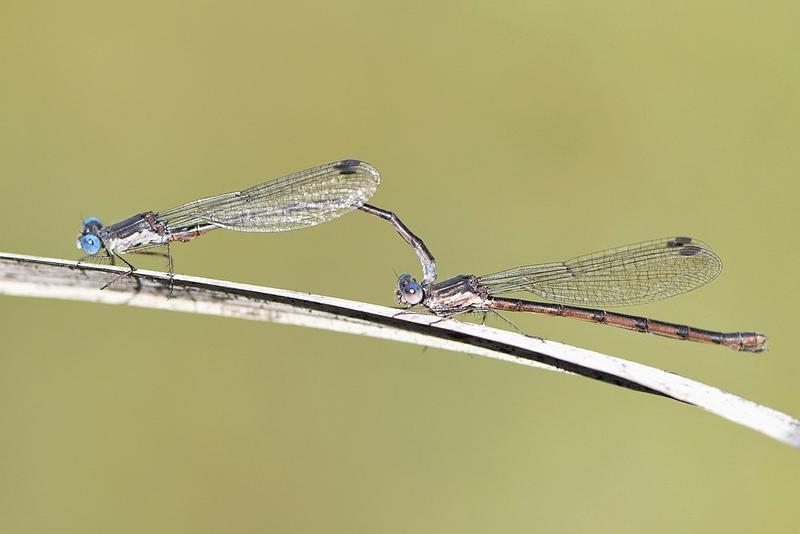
xmin=679 ymin=245 xmax=702 ymax=256
xmin=667 ymin=236 xmax=693 ymax=247
xmin=334 ymin=159 xmax=361 ymax=175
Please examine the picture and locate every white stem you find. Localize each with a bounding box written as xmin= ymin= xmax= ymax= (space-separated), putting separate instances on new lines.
xmin=0 ymin=252 xmax=797 ymax=448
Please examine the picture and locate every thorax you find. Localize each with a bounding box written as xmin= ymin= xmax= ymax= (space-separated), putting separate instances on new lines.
xmin=425 ymin=275 xmax=488 ymax=313
xmin=102 ymin=212 xmax=168 ymax=254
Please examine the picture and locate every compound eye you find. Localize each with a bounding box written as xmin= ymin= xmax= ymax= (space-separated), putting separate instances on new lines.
xmin=82 ymin=216 xmax=102 ymax=228
xmin=80 ymin=234 xmax=102 ymax=255
xmin=401 ymin=280 xmax=424 ymax=305
xmin=81 ymin=217 xmax=103 ymax=235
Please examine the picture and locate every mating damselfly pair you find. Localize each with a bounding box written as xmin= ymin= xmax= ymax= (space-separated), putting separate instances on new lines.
xmin=76 ymin=159 xmax=766 ymax=353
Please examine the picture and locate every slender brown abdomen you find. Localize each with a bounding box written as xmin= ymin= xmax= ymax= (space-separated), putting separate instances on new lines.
xmin=485 ymin=297 xmax=767 ymax=353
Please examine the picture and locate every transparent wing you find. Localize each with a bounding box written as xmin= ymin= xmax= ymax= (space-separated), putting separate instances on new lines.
xmin=156 ymin=159 xmax=380 ymax=233
xmin=478 ymin=237 xmax=722 ymax=306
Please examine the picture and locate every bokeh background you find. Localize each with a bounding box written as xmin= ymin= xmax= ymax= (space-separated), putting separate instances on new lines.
xmin=1 ymin=1 xmax=798 ymax=532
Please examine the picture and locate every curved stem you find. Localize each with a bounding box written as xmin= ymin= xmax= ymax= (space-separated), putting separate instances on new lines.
xmin=0 ymin=252 xmax=797 ymax=448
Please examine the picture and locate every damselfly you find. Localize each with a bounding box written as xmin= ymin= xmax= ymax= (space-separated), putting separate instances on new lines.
xmin=395 ymin=237 xmax=766 ymax=352
xmin=77 ymin=159 xmax=436 ymax=288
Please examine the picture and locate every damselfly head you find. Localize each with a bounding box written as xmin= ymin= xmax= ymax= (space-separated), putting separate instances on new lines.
xmin=77 ymin=217 xmax=104 ymax=256
xmin=396 ymin=273 xmax=424 ymax=306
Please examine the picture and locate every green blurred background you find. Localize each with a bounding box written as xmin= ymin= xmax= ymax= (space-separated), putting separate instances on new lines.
xmin=1 ymin=1 xmax=798 ymax=532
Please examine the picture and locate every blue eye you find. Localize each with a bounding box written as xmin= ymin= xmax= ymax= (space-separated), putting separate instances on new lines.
xmin=80 ymin=234 xmax=102 ymax=255
xmin=82 ymin=216 xmax=103 ymax=234
xmin=397 ymin=274 xmax=424 ymax=306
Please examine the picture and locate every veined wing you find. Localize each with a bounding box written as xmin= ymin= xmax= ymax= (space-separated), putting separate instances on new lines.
xmin=157 ymin=159 xmax=380 ymax=233
xmin=478 ymin=237 xmax=722 ymax=307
